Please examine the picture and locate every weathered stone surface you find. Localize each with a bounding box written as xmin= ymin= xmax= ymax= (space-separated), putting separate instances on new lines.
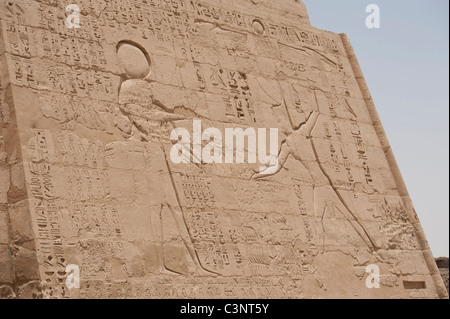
xmin=0 ymin=244 xmax=13 ymax=284
xmin=0 ymin=285 xmax=15 ymax=299
xmin=12 ymin=246 xmax=40 ymax=284
xmin=0 ymin=0 xmax=447 ymax=299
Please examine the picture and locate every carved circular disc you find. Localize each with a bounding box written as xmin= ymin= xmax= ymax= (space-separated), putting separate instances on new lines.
xmin=117 ymin=42 xmax=151 ymax=79
xmin=252 ymin=20 xmax=265 ymax=35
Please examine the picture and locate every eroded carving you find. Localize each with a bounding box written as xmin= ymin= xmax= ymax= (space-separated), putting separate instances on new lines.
xmin=0 ymin=0 xmax=445 ymax=300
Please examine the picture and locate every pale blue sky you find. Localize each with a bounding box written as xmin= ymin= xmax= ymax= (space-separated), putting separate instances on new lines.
xmin=303 ymin=0 xmax=449 ymax=257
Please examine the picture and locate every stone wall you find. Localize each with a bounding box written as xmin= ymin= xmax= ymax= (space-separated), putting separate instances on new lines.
xmin=0 ymin=0 xmax=448 ymax=299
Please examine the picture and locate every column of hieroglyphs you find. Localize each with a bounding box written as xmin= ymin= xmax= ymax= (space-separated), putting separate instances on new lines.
xmin=0 ymin=0 xmax=447 ymax=299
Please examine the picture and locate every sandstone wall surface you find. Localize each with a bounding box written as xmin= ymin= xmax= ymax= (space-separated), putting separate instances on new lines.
xmin=0 ymin=0 xmax=447 ymax=299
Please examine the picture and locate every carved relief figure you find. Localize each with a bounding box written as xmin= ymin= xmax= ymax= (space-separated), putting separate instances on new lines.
xmin=114 ymin=41 xmax=215 ymax=276
xmin=253 ymin=48 xmax=379 ymax=252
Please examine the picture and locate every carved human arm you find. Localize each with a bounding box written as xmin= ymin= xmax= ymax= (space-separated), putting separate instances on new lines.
xmin=119 ymin=103 xmax=185 ymax=122
xmin=252 ymin=140 xmax=293 ymax=180
xmin=299 ymin=111 xmax=320 ymax=137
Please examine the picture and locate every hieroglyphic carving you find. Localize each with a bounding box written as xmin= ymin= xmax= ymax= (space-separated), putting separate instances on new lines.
xmin=1 ymin=0 xmax=445 ymax=299
xmin=98 ymin=0 xmax=190 ymax=42
xmin=9 ymin=55 xmax=38 ymax=88
xmin=30 ymin=178 xmax=69 ymax=298
xmin=55 ymin=127 xmax=110 ymax=164
xmin=66 ymin=203 xmax=123 ymax=239
xmin=4 ymin=23 xmax=31 ymax=57
xmin=180 ymin=174 xmax=215 ymax=208
xmin=25 ymin=128 xmax=115 ymax=297
xmin=41 ymin=64 xmax=119 ymax=99
xmin=350 ymin=120 xmax=374 ymax=186
xmin=323 ymin=122 xmax=355 ymax=184
xmin=190 ymin=0 xmax=339 ymax=53
xmin=25 ymin=128 xmax=68 ymax=296
xmin=208 ymin=68 xmax=255 ymax=123
xmin=185 ymin=209 xmax=240 ymax=274
xmin=291 ymin=182 xmax=317 ymax=260
xmin=36 ymin=29 xmax=107 ymax=69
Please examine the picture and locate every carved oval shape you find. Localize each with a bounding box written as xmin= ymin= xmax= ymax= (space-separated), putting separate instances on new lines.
xmin=117 ymin=41 xmax=151 ymax=79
